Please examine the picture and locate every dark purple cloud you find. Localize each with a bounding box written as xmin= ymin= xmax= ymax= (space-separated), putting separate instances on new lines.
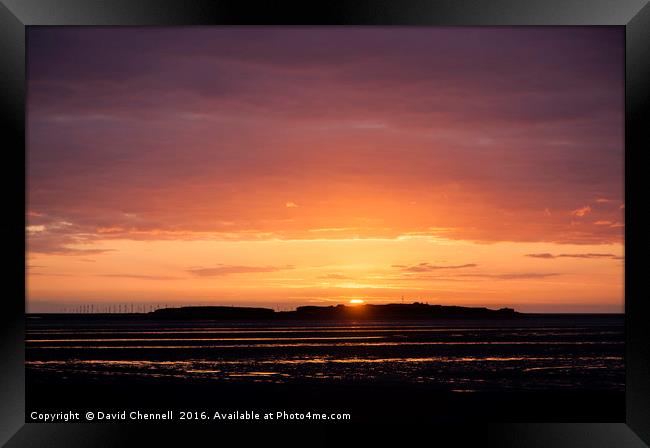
xmin=27 ymin=27 xmax=624 ymax=247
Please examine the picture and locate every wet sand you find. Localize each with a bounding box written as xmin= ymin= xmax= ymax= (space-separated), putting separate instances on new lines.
xmin=26 ymin=314 xmax=624 ymax=422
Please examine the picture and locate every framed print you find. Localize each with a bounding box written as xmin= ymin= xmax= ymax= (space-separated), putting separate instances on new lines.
xmin=1 ymin=0 xmax=649 ymax=446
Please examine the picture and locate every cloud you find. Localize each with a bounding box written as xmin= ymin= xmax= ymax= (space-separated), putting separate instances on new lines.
xmin=393 ymin=262 xmax=478 ymax=272
xmin=187 ymin=264 xmax=295 ymax=277
xmin=571 ymin=206 xmax=592 ymax=217
xmin=526 ymin=252 xmax=622 ymax=260
xmin=308 ymin=227 xmax=355 ymax=233
xmin=469 ymin=273 xmax=560 ymax=280
xmin=29 ymin=272 xmax=75 ymax=277
xmin=32 ymin=246 xmax=115 ymax=256
xmin=96 ymin=274 xmax=180 ymax=280
xmin=394 ymin=271 xmax=559 ymax=281
xmin=27 ymin=218 xmax=116 ymax=256
xmin=26 ymin=28 xmax=624 ymax=247
xmin=317 ymin=273 xmax=351 ymax=280
xmin=525 ymin=253 xmax=555 ymax=259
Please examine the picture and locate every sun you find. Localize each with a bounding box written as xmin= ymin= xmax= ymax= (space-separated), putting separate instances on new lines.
xmin=349 ymin=299 xmax=365 ymax=305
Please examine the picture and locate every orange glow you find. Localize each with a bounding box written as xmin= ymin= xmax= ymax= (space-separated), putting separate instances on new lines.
xmin=27 ymin=237 xmax=624 ymax=313
xmin=26 ymin=28 xmax=624 ymax=314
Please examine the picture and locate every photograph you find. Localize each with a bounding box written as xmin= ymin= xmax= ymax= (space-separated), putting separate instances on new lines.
xmin=24 ymin=26 xmax=627 ymax=424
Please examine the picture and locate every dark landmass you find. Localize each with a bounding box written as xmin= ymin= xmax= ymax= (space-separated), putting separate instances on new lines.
xmin=283 ymin=303 xmax=519 ymax=320
xmin=28 ymin=302 xmax=520 ymax=321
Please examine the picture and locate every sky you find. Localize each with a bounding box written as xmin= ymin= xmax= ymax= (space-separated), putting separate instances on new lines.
xmin=26 ymin=27 xmax=624 ymax=313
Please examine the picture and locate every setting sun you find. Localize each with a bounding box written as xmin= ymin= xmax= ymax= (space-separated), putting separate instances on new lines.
xmin=349 ymin=299 xmax=365 ymax=305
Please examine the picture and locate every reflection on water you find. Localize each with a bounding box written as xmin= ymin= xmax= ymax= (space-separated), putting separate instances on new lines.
xmin=26 ymin=317 xmax=624 ymax=391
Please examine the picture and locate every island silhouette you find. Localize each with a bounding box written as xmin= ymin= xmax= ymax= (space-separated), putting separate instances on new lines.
xmin=28 ymin=302 xmax=520 ymax=320
xmin=144 ymin=302 xmax=520 ymax=320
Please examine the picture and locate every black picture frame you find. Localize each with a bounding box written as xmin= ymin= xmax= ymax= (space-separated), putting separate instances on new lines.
xmin=1 ymin=0 xmax=648 ymax=446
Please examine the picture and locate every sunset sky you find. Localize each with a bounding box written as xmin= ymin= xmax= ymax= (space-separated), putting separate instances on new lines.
xmin=26 ymin=27 xmax=624 ymax=313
